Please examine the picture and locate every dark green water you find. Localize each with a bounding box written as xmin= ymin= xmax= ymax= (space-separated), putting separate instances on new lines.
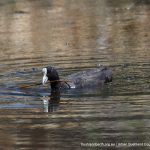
xmin=0 ymin=0 xmax=150 ymax=150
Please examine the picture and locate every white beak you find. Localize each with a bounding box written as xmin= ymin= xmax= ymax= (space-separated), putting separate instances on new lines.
xmin=42 ymin=68 xmax=48 ymax=85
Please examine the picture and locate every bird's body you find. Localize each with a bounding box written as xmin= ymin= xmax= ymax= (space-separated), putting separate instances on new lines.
xmin=42 ymin=66 xmax=112 ymax=91
xmin=64 ymin=67 xmax=112 ymax=89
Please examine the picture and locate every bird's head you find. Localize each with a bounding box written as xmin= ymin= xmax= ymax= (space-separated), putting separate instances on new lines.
xmin=42 ymin=66 xmax=60 ymax=86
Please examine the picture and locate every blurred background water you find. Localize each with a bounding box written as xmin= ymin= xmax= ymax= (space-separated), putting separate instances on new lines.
xmin=0 ymin=0 xmax=150 ymax=149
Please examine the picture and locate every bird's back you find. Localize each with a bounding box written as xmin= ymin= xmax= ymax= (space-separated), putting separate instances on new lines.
xmin=65 ymin=66 xmax=112 ymax=89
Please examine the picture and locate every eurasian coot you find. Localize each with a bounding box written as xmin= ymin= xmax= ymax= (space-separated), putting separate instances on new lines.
xmin=42 ymin=66 xmax=112 ymax=90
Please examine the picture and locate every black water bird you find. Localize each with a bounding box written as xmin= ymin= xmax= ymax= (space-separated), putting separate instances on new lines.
xmin=42 ymin=66 xmax=112 ymax=90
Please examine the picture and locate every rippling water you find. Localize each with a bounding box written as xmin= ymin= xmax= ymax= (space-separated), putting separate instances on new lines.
xmin=0 ymin=0 xmax=150 ymax=149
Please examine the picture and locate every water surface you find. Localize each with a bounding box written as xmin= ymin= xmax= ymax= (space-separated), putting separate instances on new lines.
xmin=0 ymin=0 xmax=150 ymax=149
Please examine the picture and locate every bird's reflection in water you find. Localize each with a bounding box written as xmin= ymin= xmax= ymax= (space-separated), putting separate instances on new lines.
xmin=42 ymin=90 xmax=60 ymax=113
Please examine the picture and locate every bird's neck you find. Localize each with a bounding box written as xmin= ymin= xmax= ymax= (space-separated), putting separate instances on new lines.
xmin=50 ymin=81 xmax=61 ymax=90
